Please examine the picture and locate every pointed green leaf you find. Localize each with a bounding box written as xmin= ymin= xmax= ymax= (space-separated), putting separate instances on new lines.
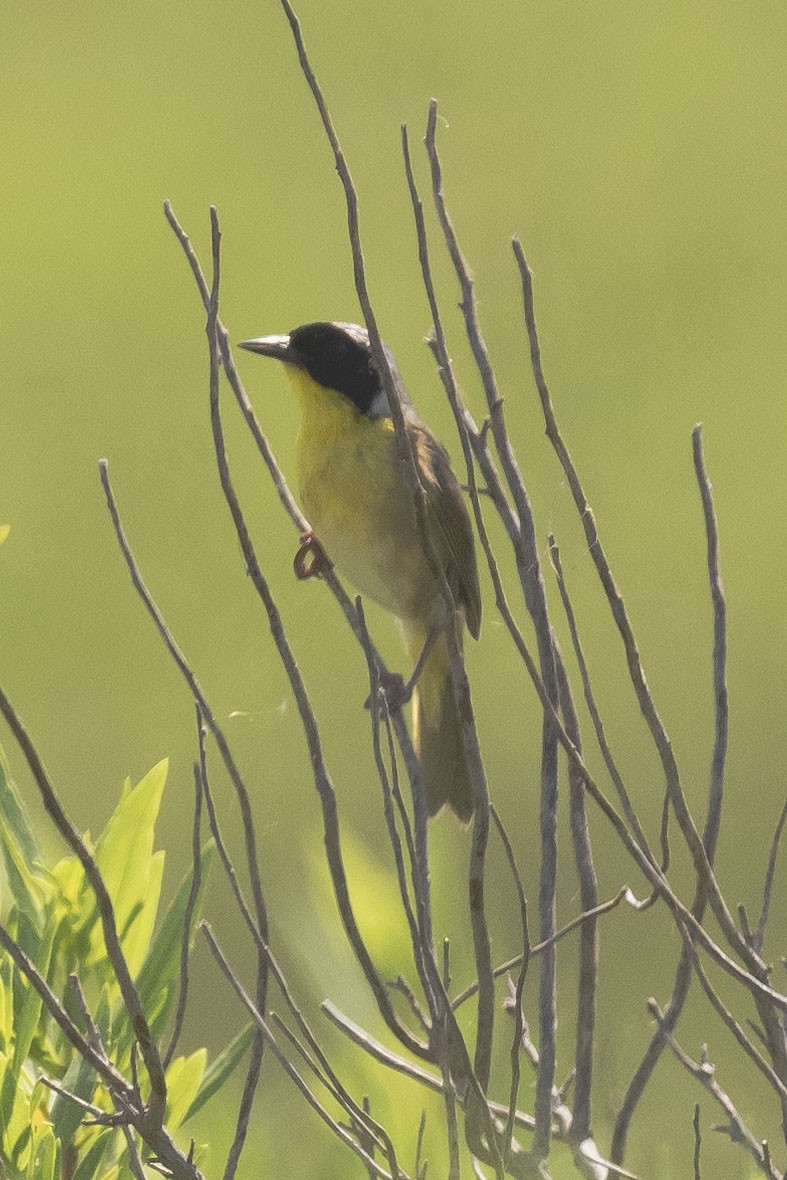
xmin=92 ymin=761 xmax=168 ymax=974
xmin=118 ymin=849 xmax=164 ymax=978
xmin=0 ymin=977 xmax=7 ymax=1055
xmin=12 ymin=913 xmax=56 ymax=1077
xmin=165 ymin=1048 xmax=206 ymax=1130
xmin=0 ymin=1049 xmax=33 ymax=1165
xmin=0 ymin=748 xmax=47 ymax=929
xmin=50 ymin=1046 xmax=99 ymax=1149
xmin=0 ymin=747 xmax=39 ymax=866
xmin=71 ymin=1128 xmax=118 ymax=1180
xmin=26 ymin=1123 xmax=58 ymax=1180
xmin=0 ymin=524 xmax=9 ymax=547
xmin=135 ymin=841 xmax=214 ymax=1038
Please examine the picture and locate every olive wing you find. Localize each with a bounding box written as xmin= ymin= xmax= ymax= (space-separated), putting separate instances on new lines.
xmin=412 ymin=425 xmax=482 ymax=640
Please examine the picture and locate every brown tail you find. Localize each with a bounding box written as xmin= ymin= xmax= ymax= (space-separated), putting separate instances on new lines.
xmin=406 ymin=627 xmax=474 ymax=823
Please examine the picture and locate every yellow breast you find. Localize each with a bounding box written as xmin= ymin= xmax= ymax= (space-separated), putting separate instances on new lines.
xmin=286 ymin=366 xmax=438 ymax=625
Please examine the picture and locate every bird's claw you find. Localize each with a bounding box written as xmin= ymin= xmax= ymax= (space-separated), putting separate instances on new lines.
xmin=294 ymin=531 xmax=333 ymax=580
xmin=365 ymin=670 xmax=413 ymax=713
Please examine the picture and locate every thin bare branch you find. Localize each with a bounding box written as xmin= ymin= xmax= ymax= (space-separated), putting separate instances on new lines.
xmin=38 ymin=1076 xmax=113 ymax=1121
xmin=691 ymin=423 xmax=729 ymax=872
xmin=270 ymin=1012 xmax=400 ymax=1176
xmin=202 ymin=923 xmax=405 ymax=1180
xmin=452 ymin=887 xmax=634 ymax=1011
xmin=197 ymin=709 xmax=404 ymax=1177
xmin=323 ymin=1004 xmax=642 ymax=1179
xmin=693 ymin=1104 xmax=701 ymax=1180
xmin=755 ymin=796 xmax=787 ymax=953
xmin=648 ymin=1001 xmax=780 ymax=1180
xmin=405 ymin=122 xmax=527 ymax=1115
xmin=613 ymin=426 xmax=734 ymax=1161
xmin=553 ymin=639 xmax=598 ymax=1142
xmin=689 ymin=941 xmax=787 ymax=1104
xmin=425 ymin=104 xmax=559 ymax=1158
xmin=206 ymin=210 xmax=267 ymax=1180
xmin=163 ymin=757 xmax=204 ymax=1070
xmin=490 ymin=804 xmax=531 ymax=1163
xmin=548 ymin=536 xmax=654 ymax=867
xmin=275 ymin=8 xmax=484 ymax=849
xmin=512 ymin=238 xmax=750 ymax=975
xmin=355 ymin=597 xmax=436 ymax=1012
xmin=99 ymin=459 xmax=270 ymax=950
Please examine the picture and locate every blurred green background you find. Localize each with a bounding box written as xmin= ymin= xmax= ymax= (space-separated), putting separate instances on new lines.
xmin=2 ymin=1 xmax=786 ymax=1176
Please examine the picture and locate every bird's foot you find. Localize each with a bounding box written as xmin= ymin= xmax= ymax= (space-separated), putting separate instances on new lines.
xmin=293 ymin=531 xmax=333 ymax=580
xmin=364 ymin=629 xmax=440 ymax=713
xmin=365 ymin=669 xmax=413 ymax=713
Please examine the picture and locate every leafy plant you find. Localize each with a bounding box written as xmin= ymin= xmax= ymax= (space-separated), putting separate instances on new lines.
xmin=0 ymin=747 xmax=249 ymax=1180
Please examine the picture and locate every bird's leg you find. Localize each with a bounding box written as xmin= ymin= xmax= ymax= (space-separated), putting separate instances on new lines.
xmin=366 ymin=628 xmax=439 ymax=713
xmin=293 ymin=530 xmax=333 ymax=580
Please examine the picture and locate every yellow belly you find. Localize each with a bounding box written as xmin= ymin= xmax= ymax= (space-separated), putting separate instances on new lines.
xmin=291 ymin=371 xmax=437 ymax=626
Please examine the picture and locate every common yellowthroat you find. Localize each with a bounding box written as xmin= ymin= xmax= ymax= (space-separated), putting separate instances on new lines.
xmin=239 ymin=321 xmax=481 ymax=821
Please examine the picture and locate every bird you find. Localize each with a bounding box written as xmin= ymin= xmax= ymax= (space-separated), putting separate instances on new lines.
xmin=239 ymin=321 xmax=481 ymax=822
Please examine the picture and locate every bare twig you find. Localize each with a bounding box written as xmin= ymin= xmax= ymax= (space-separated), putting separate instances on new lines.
xmin=613 ymin=426 xmax=733 ymax=1161
xmin=202 ymin=924 xmax=404 ymax=1180
xmin=451 ymin=887 xmax=634 ymax=1011
xmin=693 ymin=1104 xmax=701 ymax=1180
xmin=403 ymin=120 xmax=513 ymax=1109
xmin=548 ymin=536 xmax=654 ymax=866
xmin=99 ymin=458 xmax=270 ymax=953
xmin=323 ymin=1004 xmax=642 ymax=1179
xmin=425 ymin=104 xmax=559 ymax=1158
xmin=688 ymin=940 xmax=787 ymax=1104
xmin=276 ymin=9 xmax=484 ymax=845
xmin=206 ymin=211 xmax=267 ymax=1180
xmin=490 ymin=804 xmax=531 ymax=1163
xmin=38 ymin=1076 xmax=114 ymax=1121
xmin=197 ymin=696 xmax=403 ymax=1175
xmin=553 ymin=639 xmax=598 ymax=1143
xmin=355 ymin=596 xmax=436 ymax=1012
xmin=691 ymin=424 xmax=729 ymax=876
xmin=755 ymin=796 xmax=787 ymax=953
xmin=648 ymin=1001 xmax=780 ymax=1180
xmin=512 ymin=240 xmax=749 ymax=973
xmin=163 ymin=756 xmax=204 ymax=1069
xmin=270 ymin=1013 xmax=400 ymax=1175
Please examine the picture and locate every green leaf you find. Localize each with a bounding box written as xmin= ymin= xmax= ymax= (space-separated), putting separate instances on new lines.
xmin=93 ymin=760 xmax=168 ymax=976
xmin=11 ymin=912 xmax=56 ymax=1079
xmin=135 ymin=841 xmax=214 ymax=1039
xmin=184 ymin=1022 xmax=255 ymax=1122
xmin=71 ymin=1128 xmax=118 ymax=1180
xmin=0 ymin=747 xmax=39 ymax=866
xmin=49 ymin=1047 xmax=98 ymax=1150
xmin=49 ymin=855 xmax=87 ymax=915
xmin=0 ymin=524 xmax=9 ymax=547
xmin=0 ymin=747 xmax=47 ymax=930
xmin=0 ymin=976 xmax=7 ymax=1055
xmin=165 ymin=1048 xmax=206 ymax=1130
xmin=0 ymin=1049 xmax=32 ymax=1167
xmin=26 ymin=1123 xmax=58 ymax=1180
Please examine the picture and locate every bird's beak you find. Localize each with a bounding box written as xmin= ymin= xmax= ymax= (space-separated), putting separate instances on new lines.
xmin=238 ymin=333 xmax=291 ymax=360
